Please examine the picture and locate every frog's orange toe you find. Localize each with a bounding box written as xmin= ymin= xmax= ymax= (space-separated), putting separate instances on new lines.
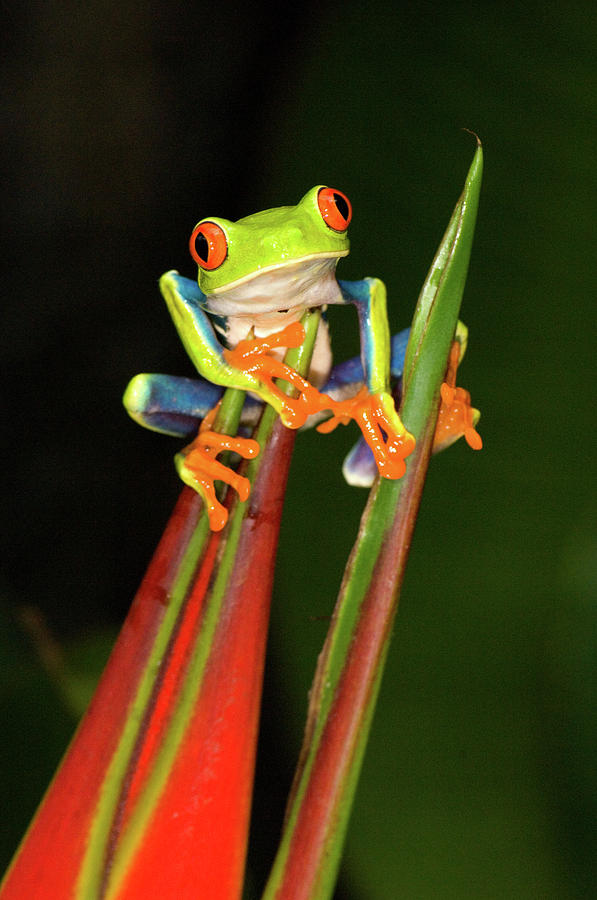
xmin=235 ymin=474 xmax=252 ymax=503
xmin=464 ymin=425 xmax=483 ymax=450
xmin=440 ymin=382 xmax=456 ymax=406
xmin=198 ymin=431 xmax=260 ymax=460
xmin=377 ymin=431 xmax=415 ymax=480
xmin=207 ymin=503 xmax=229 ymax=533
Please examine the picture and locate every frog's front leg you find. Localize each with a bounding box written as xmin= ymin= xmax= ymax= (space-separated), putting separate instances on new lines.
xmin=221 ymin=321 xmax=332 ymax=429
xmin=322 ymin=278 xmax=416 ymax=479
xmin=157 ymin=273 xmax=329 ymax=526
xmin=160 ymin=272 xmax=315 ymax=428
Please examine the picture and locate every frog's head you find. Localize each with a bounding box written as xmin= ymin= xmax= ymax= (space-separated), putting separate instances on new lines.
xmin=188 ymin=186 xmax=351 ymax=317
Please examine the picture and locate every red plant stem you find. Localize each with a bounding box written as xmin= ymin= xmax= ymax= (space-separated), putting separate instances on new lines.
xmin=115 ymin=419 xmax=297 ymax=899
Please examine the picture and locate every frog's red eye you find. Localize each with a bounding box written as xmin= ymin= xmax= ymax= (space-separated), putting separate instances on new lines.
xmin=317 ymin=187 xmax=352 ymax=232
xmin=189 ymin=221 xmax=228 ymax=270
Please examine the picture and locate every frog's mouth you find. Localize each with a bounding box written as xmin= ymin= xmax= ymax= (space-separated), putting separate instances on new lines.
xmin=202 ymin=254 xmax=347 ymax=320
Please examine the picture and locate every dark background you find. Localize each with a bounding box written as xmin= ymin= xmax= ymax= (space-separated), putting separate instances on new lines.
xmin=2 ymin=2 xmax=596 ymax=896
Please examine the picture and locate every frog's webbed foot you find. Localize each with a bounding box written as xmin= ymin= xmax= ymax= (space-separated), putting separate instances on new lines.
xmin=176 ymin=406 xmax=260 ymax=531
xmin=434 ymin=341 xmax=482 ymax=453
xmin=223 ymin=322 xmax=328 ymax=429
xmin=225 ymin=321 xmax=418 ymax=480
xmin=317 ymin=388 xmax=416 ymax=480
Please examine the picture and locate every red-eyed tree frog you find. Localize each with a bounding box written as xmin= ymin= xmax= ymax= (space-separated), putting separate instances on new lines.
xmin=124 ymin=186 xmax=480 ymax=530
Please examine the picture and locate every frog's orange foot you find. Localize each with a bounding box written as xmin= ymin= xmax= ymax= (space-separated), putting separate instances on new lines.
xmin=224 ymin=322 xmax=330 ymax=429
xmin=318 ymin=388 xmax=416 ymax=480
xmin=232 ymin=354 xmax=323 ymax=429
xmin=434 ymin=341 xmax=482 ymax=453
xmin=178 ymin=430 xmax=260 ymax=532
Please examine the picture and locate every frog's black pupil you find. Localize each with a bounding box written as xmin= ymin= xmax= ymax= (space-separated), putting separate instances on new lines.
xmin=333 ymin=192 xmax=349 ymax=221
xmin=196 ymin=231 xmax=209 ymax=263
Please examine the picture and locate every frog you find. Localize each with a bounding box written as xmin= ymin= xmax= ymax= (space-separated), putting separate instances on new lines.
xmin=124 ymin=186 xmax=481 ymax=530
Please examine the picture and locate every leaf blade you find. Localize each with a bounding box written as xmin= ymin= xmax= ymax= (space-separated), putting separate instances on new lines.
xmin=262 ymin=141 xmax=483 ymax=900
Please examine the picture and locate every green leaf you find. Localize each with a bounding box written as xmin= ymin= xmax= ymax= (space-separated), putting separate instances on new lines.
xmin=262 ymin=140 xmax=483 ymax=900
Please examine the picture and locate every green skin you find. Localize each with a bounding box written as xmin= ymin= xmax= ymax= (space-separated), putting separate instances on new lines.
xmin=158 ymin=185 xmax=404 ymax=437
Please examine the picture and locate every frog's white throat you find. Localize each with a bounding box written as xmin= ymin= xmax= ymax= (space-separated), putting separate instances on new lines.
xmin=203 ymin=255 xmax=345 ymax=325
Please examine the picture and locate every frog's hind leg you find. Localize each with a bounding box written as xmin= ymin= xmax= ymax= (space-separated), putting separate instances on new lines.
xmin=124 ymin=373 xmax=263 ymax=530
xmin=124 ymin=373 xmax=221 ymax=437
xmin=123 ymin=373 xmax=261 ymax=437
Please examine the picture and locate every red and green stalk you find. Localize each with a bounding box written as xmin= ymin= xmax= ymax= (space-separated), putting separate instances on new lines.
xmin=262 ymin=141 xmax=483 ymax=900
xmin=1 ymin=311 xmax=321 ymax=900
